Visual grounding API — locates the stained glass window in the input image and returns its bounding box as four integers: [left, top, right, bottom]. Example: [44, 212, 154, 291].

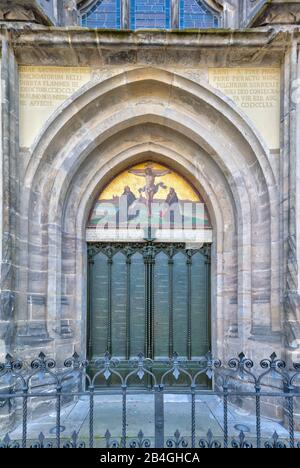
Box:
[180, 0, 220, 29]
[80, 0, 220, 30]
[81, 0, 121, 29]
[130, 0, 170, 30]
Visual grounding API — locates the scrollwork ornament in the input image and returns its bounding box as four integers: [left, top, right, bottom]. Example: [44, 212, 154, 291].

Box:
[0, 434, 20, 449]
[198, 351, 221, 379]
[231, 431, 253, 449]
[31, 352, 56, 372]
[264, 432, 286, 449]
[64, 352, 89, 370]
[63, 431, 85, 448]
[228, 352, 254, 371]
[93, 351, 120, 381]
[30, 433, 53, 449]
[169, 352, 188, 380]
[0, 353, 23, 374]
[293, 362, 300, 372]
[129, 430, 151, 448]
[260, 352, 286, 371]
[105, 429, 120, 448]
[166, 430, 189, 449]
[129, 353, 153, 380]
[199, 429, 222, 448]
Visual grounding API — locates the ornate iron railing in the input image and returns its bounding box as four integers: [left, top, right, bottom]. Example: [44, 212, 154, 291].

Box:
[0, 352, 299, 448]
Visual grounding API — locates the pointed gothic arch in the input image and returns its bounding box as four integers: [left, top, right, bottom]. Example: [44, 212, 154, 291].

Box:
[19, 67, 279, 363]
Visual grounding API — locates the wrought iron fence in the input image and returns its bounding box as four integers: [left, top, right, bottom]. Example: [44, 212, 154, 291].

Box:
[0, 351, 300, 448]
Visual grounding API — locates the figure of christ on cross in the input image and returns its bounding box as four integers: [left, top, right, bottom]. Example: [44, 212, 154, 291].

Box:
[128, 164, 171, 215]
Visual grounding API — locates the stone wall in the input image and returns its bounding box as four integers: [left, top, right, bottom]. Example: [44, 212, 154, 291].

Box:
[0, 27, 299, 427]
[0, 0, 57, 25]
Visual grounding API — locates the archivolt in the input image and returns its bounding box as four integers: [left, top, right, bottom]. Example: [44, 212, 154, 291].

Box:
[25, 67, 274, 189]
[21, 67, 279, 353]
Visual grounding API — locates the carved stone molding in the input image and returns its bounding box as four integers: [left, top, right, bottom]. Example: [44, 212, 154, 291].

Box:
[59, 0, 78, 26]
[16, 322, 53, 345]
[202, 0, 223, 13]
[0, 1, 53, 25]
[255, 4, 300, 26]
[242, 1, 300, 27]
[0, 6, 37, 22]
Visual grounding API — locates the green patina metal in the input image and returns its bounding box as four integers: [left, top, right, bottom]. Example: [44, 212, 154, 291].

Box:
[87, 241, 211, 387]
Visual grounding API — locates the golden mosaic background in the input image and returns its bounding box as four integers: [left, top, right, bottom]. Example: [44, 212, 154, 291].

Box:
[99, 162, 200, 202]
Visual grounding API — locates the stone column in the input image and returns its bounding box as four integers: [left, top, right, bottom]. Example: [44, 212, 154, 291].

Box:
[283, 40, 300, 360]
[58, 0, 79, 26]
[0, 35, 54, 357]
[278, 41, 299, 436]
[285, 42, 300, 431]
[221, 0, 240, 28]
[16, 218, 53, 347]
[171, 0, 179, 29]
[296, 45, 300, 299]
[250, 195, 273, 340]
[0, 37, 19, 359]
[121, 0, 130, 29]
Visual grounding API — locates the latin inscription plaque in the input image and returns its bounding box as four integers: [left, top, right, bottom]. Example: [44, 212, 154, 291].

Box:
[20, 66, 91, 147]
[209, 68, 280, 149]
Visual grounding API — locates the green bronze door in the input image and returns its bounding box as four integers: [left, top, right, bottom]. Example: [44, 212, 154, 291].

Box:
[87, 242, 211, 385]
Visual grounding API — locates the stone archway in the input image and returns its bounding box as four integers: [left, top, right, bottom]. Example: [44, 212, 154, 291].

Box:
[16, 67, 281, 364]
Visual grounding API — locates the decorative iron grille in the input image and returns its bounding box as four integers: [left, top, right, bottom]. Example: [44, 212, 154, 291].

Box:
[0, 352, 299, 448]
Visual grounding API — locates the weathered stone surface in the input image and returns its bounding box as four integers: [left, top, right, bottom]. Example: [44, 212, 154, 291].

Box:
[253, 3, 300, 26]
[0, 4, 299, 428]
[0, 1, 56, 25]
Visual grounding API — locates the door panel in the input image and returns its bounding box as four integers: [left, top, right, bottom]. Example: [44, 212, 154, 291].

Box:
[173, 252, 188, 358]
[154, 252, 169, 360]
[87, 242, 211, 386]
[90, 252, 108, 357]
[191, 252, 209, 357]
[111, 251, 127, 358]
[130, 252, 146, 358]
